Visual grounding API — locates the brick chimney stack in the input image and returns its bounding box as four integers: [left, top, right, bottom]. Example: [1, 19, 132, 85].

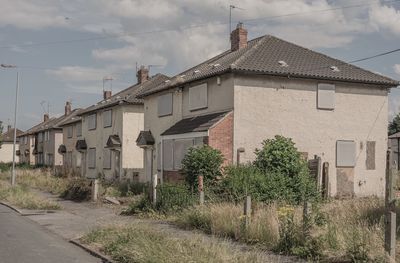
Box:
[103, 90, 112, 100]
[44, 113, 49, 122]
[7, 125, 11, 132]
[65, 101, 72, 116]
[231, 22, 248, 51]
[137, 65, 149, 84]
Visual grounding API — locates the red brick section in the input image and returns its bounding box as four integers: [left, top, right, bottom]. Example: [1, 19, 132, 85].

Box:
[208, 112, 234, 166]
[163, 170, 184, 183]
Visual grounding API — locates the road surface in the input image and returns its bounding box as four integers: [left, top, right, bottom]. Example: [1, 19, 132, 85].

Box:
[0, 204, 102, 263]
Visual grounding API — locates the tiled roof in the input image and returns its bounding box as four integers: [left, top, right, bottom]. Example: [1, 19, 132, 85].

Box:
[57, 109, 83, 127]
[79, 74, 170, 115]
[161, 111, 231, 136]
[138, 35, 398, 97]
[18, 117, 56, 137]
[1, 128, 23, 143]
[136, 131, 155, 146]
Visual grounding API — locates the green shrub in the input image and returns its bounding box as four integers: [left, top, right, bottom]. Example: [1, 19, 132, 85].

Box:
[182, 145, 224, 188]
[117, 181, 148, 196]
[60, 177, 91, 202]
[122, 195, 154, 215]
[156, 183, 197, 212]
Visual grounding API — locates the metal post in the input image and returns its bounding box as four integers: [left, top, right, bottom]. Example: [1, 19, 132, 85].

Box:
[385, 150, 396, 261]
[11, 71, 19, 186]
[92, 179, 99, 201]
[243, 196, 251, 228]
[303, 201, 312, 240]
[152, 173, 157, 205]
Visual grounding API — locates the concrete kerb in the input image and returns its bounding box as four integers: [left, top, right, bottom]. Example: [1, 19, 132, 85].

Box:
[69, 239, 115, 263]
[0, 201, 56, 216]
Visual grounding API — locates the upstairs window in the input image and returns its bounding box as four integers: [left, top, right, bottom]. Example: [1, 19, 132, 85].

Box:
[158, 93, 173, 117]
[38, 132, 43, 143]
[76, 122, 82, 137]
[103, 110, 112, 128]
[67, 126, 73, 138]
[317, 83, 335, 110]
[44, 131, 49, 141]
[189, 83, 208, 111]
[87, 114, 97, 130]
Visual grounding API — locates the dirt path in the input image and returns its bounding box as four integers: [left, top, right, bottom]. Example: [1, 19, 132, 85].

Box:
[28, 190, 304, 262]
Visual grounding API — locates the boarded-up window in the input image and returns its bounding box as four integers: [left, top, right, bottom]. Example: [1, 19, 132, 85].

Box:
[38, 132, 43, 143]
[173, 139, 194, 170]
[157, 142, 161, 170]
[336, 140, 356, 167]
[76, 122, 82, 137]
[67, 126, 73, 138]
[189, 83, 208, 111]
[103, 148, 111, 169]
[88, 148, 96, 169]
[366, 141, 376, 170]
[158, 93, 173, 117]
[103, 110, 112, 128]
[317, 83, 335, 110]
[87, 114, 97, 130]
[162, 139, 174, 170]
[194, 137, 204, 147]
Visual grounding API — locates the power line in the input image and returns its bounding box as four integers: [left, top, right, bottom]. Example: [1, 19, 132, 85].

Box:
[0, 0, 398, 50]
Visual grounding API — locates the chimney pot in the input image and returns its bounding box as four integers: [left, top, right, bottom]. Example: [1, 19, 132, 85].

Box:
[231, 22, 248, 51]
[137, 65, 149, 84]
[44, 113, 49, 122]
[65, 101, 72, 116]
[103, 90, 112, 100]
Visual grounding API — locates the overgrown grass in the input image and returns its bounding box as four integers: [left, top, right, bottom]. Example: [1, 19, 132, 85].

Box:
[175, 199, 391, 262]
[81, 223, 271, 263]
[0, 180, 60, 210]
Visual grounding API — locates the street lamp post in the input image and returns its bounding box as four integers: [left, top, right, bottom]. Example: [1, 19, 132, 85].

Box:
[1, 64, 19, 186]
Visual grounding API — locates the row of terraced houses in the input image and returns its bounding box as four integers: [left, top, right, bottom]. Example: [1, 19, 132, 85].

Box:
[14, 24, 399, 198]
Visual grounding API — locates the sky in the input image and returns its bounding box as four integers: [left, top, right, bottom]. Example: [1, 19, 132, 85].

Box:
[0, 0, 400, 130]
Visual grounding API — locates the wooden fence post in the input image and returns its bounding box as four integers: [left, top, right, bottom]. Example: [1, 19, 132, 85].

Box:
[322, 162, 329, 199]
[385, 150, 396, 262]
[198, 175, 204, 205]
[152, 173, 157, 205]
[243, 196, 251, 229]
[303, 201, 312, 240]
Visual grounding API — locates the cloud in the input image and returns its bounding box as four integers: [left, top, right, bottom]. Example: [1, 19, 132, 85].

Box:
[369, 3, 400, 35]
[0, 0, 67, 29]
[46, 66, 110, 82]
[394, 64, 400, 75]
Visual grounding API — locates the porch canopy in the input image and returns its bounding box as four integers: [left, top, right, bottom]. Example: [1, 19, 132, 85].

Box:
[136, 131, 155, 148]
[75, 139, 87, 152]
[58, 144, 66, 154]
[106, 135, 122, 150]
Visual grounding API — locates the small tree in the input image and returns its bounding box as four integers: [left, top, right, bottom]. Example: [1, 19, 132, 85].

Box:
[0, 121, 3, 148]
[254, 135, 305, 177]
[389, 113, 400, 135]
[181, 145, 224, 188]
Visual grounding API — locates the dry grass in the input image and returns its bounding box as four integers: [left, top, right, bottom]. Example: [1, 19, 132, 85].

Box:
[13, 169, 69, 195]
[175, 199, 393, 261]
[81, 223, 275, 263]
[0, 179, 60, 210]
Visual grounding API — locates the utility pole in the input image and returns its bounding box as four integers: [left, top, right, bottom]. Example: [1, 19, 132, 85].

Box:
[1, 64, 19, 186]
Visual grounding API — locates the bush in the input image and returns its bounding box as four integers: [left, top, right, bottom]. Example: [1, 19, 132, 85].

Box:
[254, 135, 305, 177]
[156, 183, 197, 212]
[60, 177, 91, 202]
[182, 145, 224, 188]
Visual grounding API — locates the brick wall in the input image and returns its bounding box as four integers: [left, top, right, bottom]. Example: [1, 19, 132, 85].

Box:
[163, 170, 184, 183]
[208, 112, 234, 166]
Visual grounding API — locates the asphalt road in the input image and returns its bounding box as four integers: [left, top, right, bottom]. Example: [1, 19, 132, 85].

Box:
[0, 205, 102, 263]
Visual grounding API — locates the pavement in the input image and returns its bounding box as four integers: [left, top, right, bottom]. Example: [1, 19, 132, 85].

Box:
[0, 204, 102, 263]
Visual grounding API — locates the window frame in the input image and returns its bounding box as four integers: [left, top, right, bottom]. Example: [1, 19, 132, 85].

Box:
[103, 109, 112, 128]
[189, 83, 208, 111]
[67, 126, 73, 138]
[87, 114, 97, 131]
[317, 83, 335, 110]
[76, 122, 82, 137]
[157, 93, 173, 117]
[336, 140, 356, 167]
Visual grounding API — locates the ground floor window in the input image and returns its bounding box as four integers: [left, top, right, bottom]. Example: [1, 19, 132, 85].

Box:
[162, 136, 204, 171]
[88, 148, 96, 169]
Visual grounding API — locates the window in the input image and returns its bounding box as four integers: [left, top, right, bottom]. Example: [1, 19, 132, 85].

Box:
[366, 141, 376, 170]
[189, 83, 208, 111]
[103, 110, 112, 128]
[87, 114, 97, 130]
[173, 139, 194, 170]
[88, 148, 96, 169]
[317, 83, 335, 110]
[103, 148, 111, 169]
[158, 93, 173, 117]
[76, 122, 82, 137]
[45, 131, 50, 141]
[67, 126, 73, 138]
[336, 140, 356, 167]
